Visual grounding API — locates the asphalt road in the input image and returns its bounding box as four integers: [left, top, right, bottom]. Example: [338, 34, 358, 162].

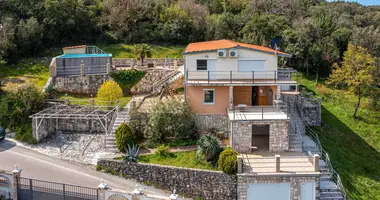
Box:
[0, 139, 170, 197]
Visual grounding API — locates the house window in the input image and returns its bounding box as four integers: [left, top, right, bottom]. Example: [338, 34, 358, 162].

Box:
[203, 89, 215, 104]
[197, 60, 207, 70]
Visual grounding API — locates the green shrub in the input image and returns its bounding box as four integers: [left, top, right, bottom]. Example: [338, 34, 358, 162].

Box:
[95, 165, 102, 171]
[196, 135, 222, 162]
[0, 84, 45, 129]
[115, 122, 136, 153]
[218, 147, 238, 175]
[97, 80, 123, 102]
[144, 99, 197, 146]
[154, 144, 172, 157]
[128, 119, 144, 141]
[110, 69, 146, 95]
[15, 124, 37, 144]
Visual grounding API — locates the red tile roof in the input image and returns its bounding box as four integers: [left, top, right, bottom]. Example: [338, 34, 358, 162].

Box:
[184, 39, 290, 56]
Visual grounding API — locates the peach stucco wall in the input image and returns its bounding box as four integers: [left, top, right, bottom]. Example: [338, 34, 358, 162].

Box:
[186, 86, 229, 114]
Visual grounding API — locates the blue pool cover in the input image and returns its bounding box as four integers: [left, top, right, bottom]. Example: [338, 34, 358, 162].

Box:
[59, 54, 112, 58]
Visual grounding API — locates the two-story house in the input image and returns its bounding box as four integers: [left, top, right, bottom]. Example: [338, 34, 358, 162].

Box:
[184, 39, 299, 152]
[183, 40, 321, 200]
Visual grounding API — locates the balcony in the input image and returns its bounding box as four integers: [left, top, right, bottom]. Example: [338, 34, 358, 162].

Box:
[185, 69, 298, 85]
[227, 105, 289, 121]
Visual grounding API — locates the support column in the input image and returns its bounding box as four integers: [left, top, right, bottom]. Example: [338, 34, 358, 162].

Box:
[97, 180, 108, 200]
[12, 165, 22, 200]
[229, 86, 234, 109]
[80, 63, 85, 76]
[237, 155, 243, 173]
[277, 86, 281, 100]
[313, 154, 320, 172]
[275, 155, 281, 172]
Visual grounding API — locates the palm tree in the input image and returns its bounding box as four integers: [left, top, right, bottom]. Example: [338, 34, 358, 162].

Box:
[196, 134, 222, 161]
[133, 44, 152, 65]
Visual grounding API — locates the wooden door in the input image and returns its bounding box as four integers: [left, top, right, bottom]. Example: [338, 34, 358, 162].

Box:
[258, 86, 268, 106]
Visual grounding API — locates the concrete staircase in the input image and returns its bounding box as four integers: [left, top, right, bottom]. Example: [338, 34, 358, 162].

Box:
[319, 161, 344, 200]
[105, 110, 130, 152]
[284, 94, 346, 200]
[152, 65, 184, 94]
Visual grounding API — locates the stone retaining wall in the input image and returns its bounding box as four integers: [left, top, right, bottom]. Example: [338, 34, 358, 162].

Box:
[97, 159, 237, 200]
[32, 113, 114, 142]
[195, 114, 229, 133]
[237, 174, 320, 200]
[131, 70, 173, 94]
[53, 74, 110, 95]
[231, 120, 289, 153]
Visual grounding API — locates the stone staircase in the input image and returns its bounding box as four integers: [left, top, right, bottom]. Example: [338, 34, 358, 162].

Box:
[284, 94, 346, 200]
[152, 65, 184, 94]
[319, 160, 344, 200]
[105, 110, 130, 152]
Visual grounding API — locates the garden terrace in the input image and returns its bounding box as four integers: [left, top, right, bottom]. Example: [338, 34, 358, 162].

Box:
[29, 101, 118, 142]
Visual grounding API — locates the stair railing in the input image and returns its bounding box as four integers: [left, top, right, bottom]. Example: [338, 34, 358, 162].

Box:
[290, 98, 348, 199]
[107, 108, 118, 135]
[152, 70, 181, 93]
[85, 46, 107, 54]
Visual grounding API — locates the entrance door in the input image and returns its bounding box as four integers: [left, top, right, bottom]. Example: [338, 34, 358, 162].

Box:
[301, 182, 316, 200]
[258, 86, 268, 106]
[208, 60, 217, 80]
[252, 87, 258, 106]
[252, 125, 270, 150]
[247, 183, 290, 200]
[268, 88, 273, 105]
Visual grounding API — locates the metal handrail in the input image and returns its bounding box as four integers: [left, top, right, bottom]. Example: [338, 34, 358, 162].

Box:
[85, 46, 106, 54]
[229, 105, 288, 120]
[289, 99, 348, 199]
[152, 70, 181, 93]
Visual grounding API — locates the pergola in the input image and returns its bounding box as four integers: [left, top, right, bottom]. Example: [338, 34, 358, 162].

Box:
[29, 102, 118, 140]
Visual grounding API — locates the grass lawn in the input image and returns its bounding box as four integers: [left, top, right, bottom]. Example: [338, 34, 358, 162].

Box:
[0, 58, 50, 92]
[138, 151, 218, 171]
[297, 74, 380, 200]
[99, 44, 185, 58]
[58, 93, 132, 108]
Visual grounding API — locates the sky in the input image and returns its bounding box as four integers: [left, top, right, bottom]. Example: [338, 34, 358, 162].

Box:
[327, 0, 380, 6]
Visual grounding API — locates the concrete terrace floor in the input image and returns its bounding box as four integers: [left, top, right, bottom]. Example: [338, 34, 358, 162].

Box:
[241, 152, 317, 174]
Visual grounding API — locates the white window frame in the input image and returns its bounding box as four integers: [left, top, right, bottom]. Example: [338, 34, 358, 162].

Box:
[203, 89, 215, 105]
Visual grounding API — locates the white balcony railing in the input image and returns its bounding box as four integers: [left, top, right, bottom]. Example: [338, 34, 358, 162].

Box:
[227, 105, 289, 121]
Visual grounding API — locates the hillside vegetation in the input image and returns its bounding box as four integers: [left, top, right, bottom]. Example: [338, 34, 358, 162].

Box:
[298, 75, 380, 200]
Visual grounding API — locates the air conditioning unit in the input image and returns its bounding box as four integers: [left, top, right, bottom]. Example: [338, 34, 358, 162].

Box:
[229, 49, 238, 57]
[217, 50, 227, 57]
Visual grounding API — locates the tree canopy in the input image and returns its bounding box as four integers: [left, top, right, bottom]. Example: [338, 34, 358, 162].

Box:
[327, 43, 377, 117]
[1, 0, 380, 78]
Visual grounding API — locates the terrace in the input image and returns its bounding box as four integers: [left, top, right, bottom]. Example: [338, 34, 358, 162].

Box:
[227, 105, 289, 121]
[238, 151, 320, 175]
[186, 68, 298, 86]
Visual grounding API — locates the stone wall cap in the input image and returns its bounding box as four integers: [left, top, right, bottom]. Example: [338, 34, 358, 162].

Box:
[98, 159, 231, 175]
[237, 172, 320, 177]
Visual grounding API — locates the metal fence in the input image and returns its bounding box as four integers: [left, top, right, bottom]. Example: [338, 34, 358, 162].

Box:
[18, 177, 98, 200]
[55, 56, 111, 76]
[186, 70, 297, 84]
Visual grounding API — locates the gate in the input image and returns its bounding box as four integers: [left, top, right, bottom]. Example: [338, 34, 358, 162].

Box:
[17, 177, 98, 200]
[0, 174, 13, 199]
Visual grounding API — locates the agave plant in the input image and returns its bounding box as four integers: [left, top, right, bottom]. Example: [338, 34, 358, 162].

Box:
[124, 144, 140, 162]
[196, 135, 222, 161]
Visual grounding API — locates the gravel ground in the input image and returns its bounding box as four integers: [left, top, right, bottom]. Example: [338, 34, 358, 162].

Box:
[6, 131, 118, 165]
